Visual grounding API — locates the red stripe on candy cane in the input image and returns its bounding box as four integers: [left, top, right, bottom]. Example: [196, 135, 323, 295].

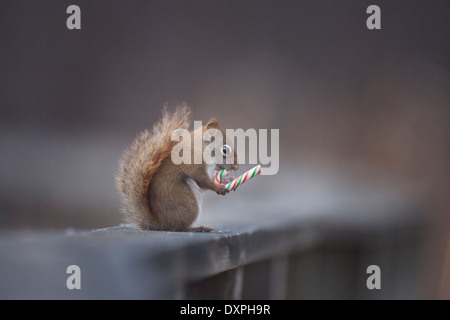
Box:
[242, 171, 249, 184]
[225, 165, 262, 191]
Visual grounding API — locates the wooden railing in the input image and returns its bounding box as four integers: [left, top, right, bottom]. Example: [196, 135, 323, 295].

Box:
[0, 191, 422, 299]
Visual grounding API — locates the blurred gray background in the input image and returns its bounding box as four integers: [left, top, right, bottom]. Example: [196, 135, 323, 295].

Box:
[0, 0, 449, 298]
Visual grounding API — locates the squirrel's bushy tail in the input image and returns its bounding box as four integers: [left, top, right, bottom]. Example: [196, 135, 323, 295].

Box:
[116, 104, 191, 229]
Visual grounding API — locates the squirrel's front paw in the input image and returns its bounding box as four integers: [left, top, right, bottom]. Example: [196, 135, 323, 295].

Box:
[216, 185, 230, 195]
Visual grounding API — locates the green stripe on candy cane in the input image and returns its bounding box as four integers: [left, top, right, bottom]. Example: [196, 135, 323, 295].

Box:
[215, 169, 228, 184]
[225, 165, 262, 191]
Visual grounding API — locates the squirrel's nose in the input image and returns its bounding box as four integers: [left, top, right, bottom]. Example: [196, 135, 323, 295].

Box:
[232, 164, 239, 171]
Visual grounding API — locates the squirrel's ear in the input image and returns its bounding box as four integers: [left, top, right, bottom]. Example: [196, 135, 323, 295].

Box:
[206, 118, 219, 130]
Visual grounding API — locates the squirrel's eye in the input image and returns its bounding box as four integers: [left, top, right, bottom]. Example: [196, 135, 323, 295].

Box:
[222, 145, 231, 156]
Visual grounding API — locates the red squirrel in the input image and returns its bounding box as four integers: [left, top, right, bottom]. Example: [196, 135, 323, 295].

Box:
[116, 105, 238, 232]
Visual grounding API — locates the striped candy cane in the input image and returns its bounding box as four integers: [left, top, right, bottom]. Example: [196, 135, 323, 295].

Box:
[225, 165, 262, 191]
[215, 169, 229, 184]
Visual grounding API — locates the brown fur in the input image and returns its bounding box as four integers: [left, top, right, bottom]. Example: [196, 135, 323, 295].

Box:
[116, 104, 238, 231]
[116, 105, 192, 230]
